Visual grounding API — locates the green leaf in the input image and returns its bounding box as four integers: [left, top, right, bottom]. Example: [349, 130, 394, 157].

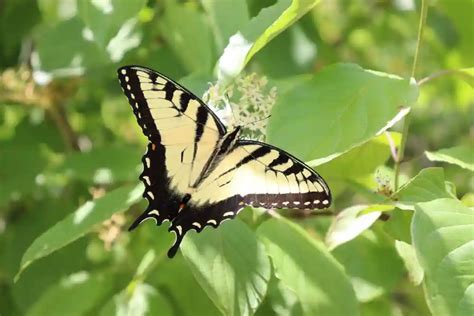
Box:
[311, 132, 400, 168]
[267, 63, 418, 161]
[181, 220, 271, 316]
[201, 0, 249, 54]
[360, 297, 397, 316]
[0, 0, 40, 62]
[426, 145, 474, 172]
[440, 2, 474, 65]
[0, 146, 47, 206]
[459, 68, 474, 87]
[257, 218, 359, 315]
[16, 183, 143, 280]
[34, 17, 108, 76]
[77, 0, 146, 50]
[394, 240, 424, 286]
[393, 167, 452, 206]
[0, 117, 62, 206]
[160, 1, 214, 74]
[256, 277, 303, 316]
[312, 132, 401, 196]
[461, 193, 474, 207]
[217, 0, 319, 81]
[37, 0, 77, 25]
[412, 198, 474, 316]
[333, 227, 405, 302]
[326, 204, 394, 250]
[56, 145, 141, 184]
[254, 24, 317, 78]
[11, 237, 89, 312]
[148, 255, 221, 316]
[100, 283, 173, 316]
[383, 208, 413, 244]
[26, 271, 114, 316]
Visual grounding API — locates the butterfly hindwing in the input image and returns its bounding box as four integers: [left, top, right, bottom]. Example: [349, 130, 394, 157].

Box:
[190, 140, 331, 210]
[164, 140, 331, 257]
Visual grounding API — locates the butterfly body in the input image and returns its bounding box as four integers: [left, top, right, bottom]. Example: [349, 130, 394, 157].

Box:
[118, 65, 331, 258]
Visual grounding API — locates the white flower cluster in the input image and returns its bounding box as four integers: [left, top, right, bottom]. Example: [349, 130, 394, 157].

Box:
[204, 73, 277, 141]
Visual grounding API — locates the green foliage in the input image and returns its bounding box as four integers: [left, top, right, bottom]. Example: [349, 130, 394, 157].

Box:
[17, 184, 142, 280]
[267, 64, 418, 161]
[1, 0, 472, 315]
[27, 272, 115, 316]
[426, 145, 474, 172]
[394, 167, 453, 206]
[257, 218, 358, 315]
[182, 220, 271, 316]
[412, 199, 474, 316]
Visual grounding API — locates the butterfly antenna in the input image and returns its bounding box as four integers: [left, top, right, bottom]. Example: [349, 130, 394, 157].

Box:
[224, 93, 238, 127]
[241, 114, 272, 128]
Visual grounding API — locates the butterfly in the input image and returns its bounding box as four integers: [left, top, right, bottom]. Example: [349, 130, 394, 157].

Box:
[118, 65, 331, 258]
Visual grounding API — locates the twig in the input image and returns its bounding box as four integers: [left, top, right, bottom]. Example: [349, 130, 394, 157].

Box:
[418, 69, 474, 86]
[394, 0, 429, 191]
[47, 103, 80, 152]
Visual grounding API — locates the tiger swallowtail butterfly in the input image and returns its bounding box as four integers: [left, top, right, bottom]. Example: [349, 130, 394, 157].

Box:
[118, 66, 331, 258]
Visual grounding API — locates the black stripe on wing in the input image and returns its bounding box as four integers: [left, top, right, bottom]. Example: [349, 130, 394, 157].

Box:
[235, 140, 332, 210]
[117, 65, 227, 143]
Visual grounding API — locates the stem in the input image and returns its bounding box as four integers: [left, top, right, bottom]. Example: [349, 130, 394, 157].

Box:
[47, 103, 80, 152]
[394, 0, 429, 191]
[410, 0, 429, 80]
[418, 69, 473, 86]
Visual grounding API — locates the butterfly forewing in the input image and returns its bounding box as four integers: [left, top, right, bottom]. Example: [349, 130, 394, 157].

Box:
[118, 66, 225, 192]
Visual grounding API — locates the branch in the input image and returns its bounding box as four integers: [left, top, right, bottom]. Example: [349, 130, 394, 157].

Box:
[394, 0, 429, 191]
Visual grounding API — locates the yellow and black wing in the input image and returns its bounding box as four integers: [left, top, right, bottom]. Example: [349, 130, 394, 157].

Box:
[118, 65, 331, 258]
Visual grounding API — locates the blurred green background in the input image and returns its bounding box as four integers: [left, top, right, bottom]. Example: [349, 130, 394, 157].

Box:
[0, 0, 472, 315]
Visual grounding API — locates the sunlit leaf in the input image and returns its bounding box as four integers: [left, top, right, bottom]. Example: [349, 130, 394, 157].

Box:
[267, 63, 418, 161]
[56, 145, 141, 184]
[181, 220, 271, 316]
[426, 145, 474, 172]
[77, 0, 146, 50]
[217, 0, 319, 81]
[201, 0, 249, 54]
[412, 198, 474, 316]
[33, 17, 107, 80]
[332, 226, 405, 302]
[11, 237, 89, 311]
[257, 218, 359, 315]
[16, 184, 143, 280]
[160, 1, 214, 73]
[255, 277, 303, 316]
[326, 204, 393, 250]
[394, 240, 424, 286]
[27, 271, 114, 316]
[100, 283, 173, 316]
[148, 255, 221, 316]
[393, 167, 452, 206]
[311, 132, 401, 196]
